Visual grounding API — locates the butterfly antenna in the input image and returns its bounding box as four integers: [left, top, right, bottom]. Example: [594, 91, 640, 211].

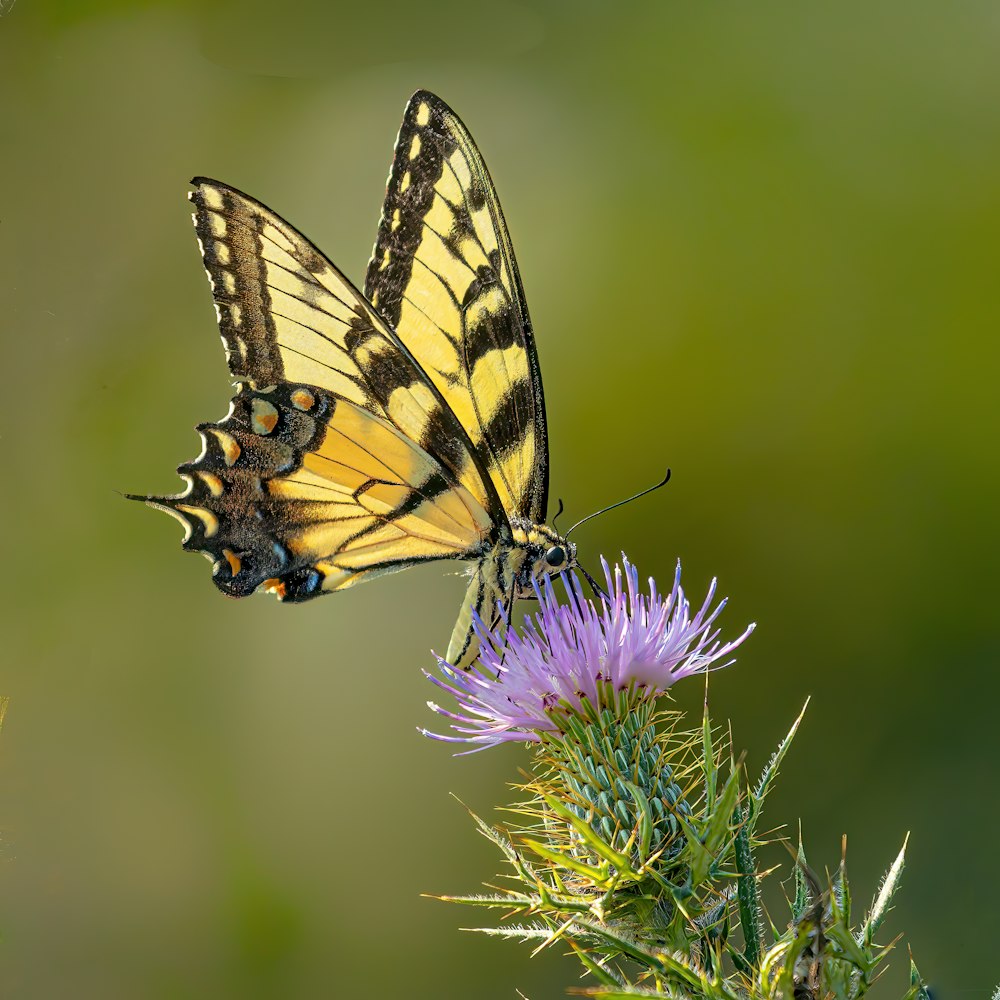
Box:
[551, 497, 566, 534]
[564, 468, 672, 540]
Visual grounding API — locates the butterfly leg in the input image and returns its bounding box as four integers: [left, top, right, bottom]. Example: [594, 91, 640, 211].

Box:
[491, 573, 521, 678]
[579, 565, 608, 601]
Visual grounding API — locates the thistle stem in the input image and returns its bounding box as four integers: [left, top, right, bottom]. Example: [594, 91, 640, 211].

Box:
[733, 800, 762, 969]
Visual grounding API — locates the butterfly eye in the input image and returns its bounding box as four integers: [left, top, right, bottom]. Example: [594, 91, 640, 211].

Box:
[545, 545, 566, 568]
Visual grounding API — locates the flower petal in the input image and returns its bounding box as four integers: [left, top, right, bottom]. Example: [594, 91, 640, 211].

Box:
[424, 555, 753, 750]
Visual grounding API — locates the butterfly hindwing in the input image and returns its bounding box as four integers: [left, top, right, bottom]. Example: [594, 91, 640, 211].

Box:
[142, 384, 493, 601]
[365, 91, 549, 525]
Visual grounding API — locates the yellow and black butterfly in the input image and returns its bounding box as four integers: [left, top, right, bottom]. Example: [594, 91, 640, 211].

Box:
[129, 90, 578, 667]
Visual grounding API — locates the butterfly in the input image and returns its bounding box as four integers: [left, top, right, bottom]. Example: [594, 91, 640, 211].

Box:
[129, 90, 578, 668]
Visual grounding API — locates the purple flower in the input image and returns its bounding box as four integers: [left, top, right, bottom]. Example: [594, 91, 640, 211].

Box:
[422, 555, 755, 751]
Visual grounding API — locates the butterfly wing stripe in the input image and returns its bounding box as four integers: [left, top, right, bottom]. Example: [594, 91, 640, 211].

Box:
[436, 158, 504, 290]
[276, 473, 478, 540]
[364, 92, 549, 523]
[392, 258, 535, 510]
[445, 111, 551, 521]
[192, 193, 284, 386]
[314, 552, 452, 591]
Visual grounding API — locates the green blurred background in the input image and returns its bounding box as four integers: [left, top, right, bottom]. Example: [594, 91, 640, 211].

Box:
[2, 1, 998, 996]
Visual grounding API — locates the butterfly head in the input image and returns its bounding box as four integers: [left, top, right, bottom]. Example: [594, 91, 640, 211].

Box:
[512, 521, 577, 596]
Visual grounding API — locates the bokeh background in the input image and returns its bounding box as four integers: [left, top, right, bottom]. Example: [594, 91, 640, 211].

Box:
[2, 2, 998, 997]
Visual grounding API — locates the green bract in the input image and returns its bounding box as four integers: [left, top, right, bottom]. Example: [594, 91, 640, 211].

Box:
[439, 698, 925, 999]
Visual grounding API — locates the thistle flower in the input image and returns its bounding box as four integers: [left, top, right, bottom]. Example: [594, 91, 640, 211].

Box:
[423, 555, 755, 749]
[425, 557, 925, 1000]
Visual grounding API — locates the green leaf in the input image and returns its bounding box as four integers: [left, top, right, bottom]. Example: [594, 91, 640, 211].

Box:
[761, 923, 813, 999]
[792, 835, 811, 922]
[568, 944, 624, 987]
[519, 837, 614, 887]
[467, 925, 548, 939]
[459, 800, 549, 888]
[832, 848, 851, 928]
[906, 955, 931, 1000]
[688, 766, 741, 886]
[702, 694, 718, 810]
[573, 989, 666, 999]
[574, 989, 679, 999]
[748, 699, 809, 835]
[825, 918, 870, 975]
[570, 917, 744, 999]
[677, 814, 714, 888]
[621, 779, 654, 860]
[433, 892, 534, 908]
[565, 914, 668, 968]
[463, 803, 518, 863]
[862, 836, 908, 947]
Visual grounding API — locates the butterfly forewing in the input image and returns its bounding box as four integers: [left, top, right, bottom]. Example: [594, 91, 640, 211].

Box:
[365, 91, 549, 525]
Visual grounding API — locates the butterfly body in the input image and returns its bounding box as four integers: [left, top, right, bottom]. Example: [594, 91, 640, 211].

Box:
[131, 91, 573, 666]
[444, 521, 574, 668]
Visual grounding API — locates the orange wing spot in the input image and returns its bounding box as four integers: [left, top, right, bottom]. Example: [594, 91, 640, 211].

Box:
[261, 578, 287, 598]
[290, 388, 316, 412]
[251, 399, 280, 435]
[223, 548, 242, 576]
[210, 429, 241, 466]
